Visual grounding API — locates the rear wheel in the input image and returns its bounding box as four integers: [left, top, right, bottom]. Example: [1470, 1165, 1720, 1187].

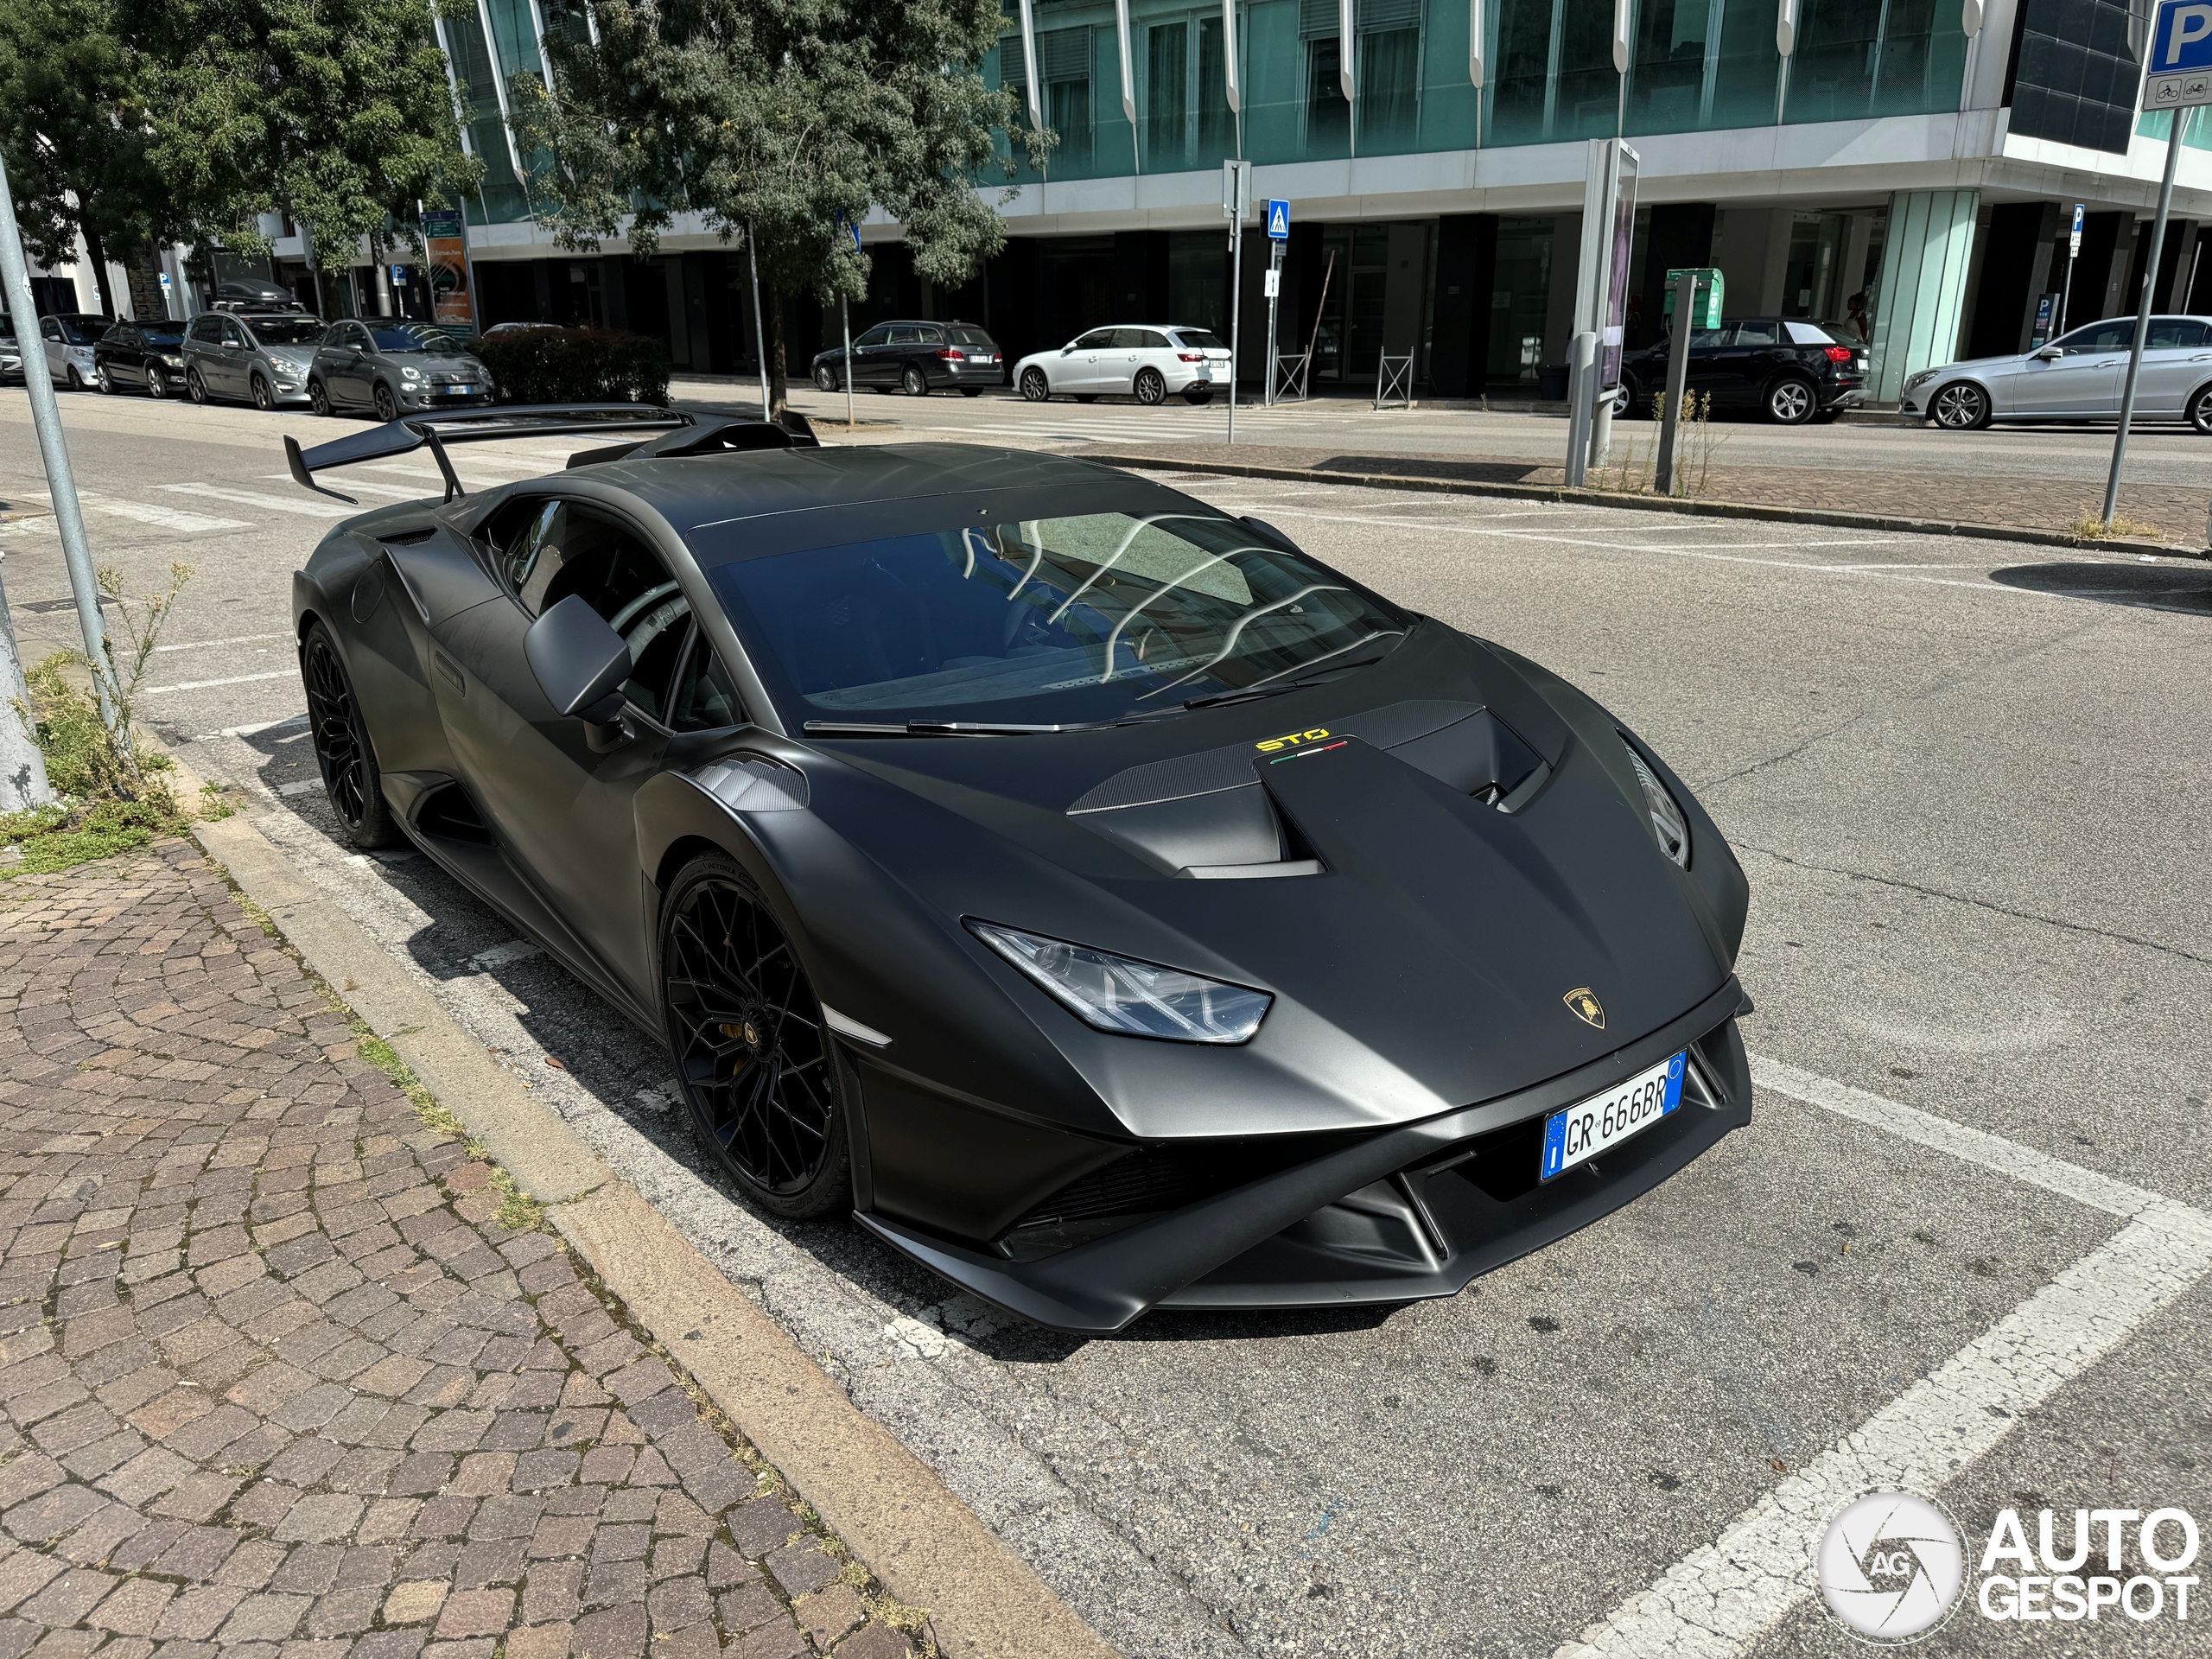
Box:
[1764, 377, 1816, 424]
[660, 855, 851, 1219]
[187, 368, 210, 405]
[1133, 367, 1166, 406]
[2190, 385, 2212, 435]
[1020, 367, 1050, 402]
[813, 363, 838, 392]
[302, 621, 404, 849]
[95, 365, 116, 395]
[1930, 381, 1990, 430]
[901, 365, 928, 397]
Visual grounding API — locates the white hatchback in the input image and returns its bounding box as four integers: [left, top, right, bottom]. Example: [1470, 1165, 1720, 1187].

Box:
[1014, 324, 1231, 406]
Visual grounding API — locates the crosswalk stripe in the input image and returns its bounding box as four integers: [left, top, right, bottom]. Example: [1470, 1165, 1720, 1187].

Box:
[143, 669, 297, 695]
[158, 484, 356, 519]
[264, 474, 426, 500]
[74, 492, 251, 532]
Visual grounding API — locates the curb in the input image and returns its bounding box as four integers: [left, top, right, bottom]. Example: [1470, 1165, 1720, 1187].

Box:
[188, 809, 1118, 1659]
[1075, 449, 2204, 558]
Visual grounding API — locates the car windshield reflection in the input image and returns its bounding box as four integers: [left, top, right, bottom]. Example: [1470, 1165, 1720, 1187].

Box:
[365, 325, 461, 355]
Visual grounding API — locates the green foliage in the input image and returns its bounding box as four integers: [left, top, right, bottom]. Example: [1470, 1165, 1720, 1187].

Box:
[0, 0, 177, 314]
[477, 327, 671, 405]
[132, 0, 481, 275]
[511, 0, 1045, 409]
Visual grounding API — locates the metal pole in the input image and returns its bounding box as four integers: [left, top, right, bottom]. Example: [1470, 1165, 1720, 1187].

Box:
[746, 224, 771, 419]
[842, 294, 854, 431]
[2103, 118, 2185, 528]
[0, 149, 117, 744]
[2058, 246, 2075, 337]
[1265, 238, 1281, 407]
[1654, 270, 1696, 495]
[1564, 330, 1597, 486]
[1227, 172, 1244, 447]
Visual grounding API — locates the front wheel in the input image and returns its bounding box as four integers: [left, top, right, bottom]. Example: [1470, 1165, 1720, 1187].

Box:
[660, 855, 852, 1219]
[1020, 367, 1051, 402]
[1133, 367, 1166, 406]
[147, 367, 169, 399]
[302, 621, 404, 850]
[308, 378, 334, 417]
[372, 382, 398, 423]
[1764, 377, 1816, 424]
[813, 364, 838, 392]
[186, 369, 210, 405]
[901, 365, 928, 397]
[1930, 381, 1990, 430]
[250, 372, 274, 411]
[2190, 385, 2212, 435]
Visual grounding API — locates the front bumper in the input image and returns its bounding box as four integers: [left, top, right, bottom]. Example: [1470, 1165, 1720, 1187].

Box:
[857, 977, 1751, 1333]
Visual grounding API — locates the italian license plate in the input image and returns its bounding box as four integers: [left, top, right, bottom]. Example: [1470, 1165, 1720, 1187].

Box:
[1540, 1052, 1687, 1181]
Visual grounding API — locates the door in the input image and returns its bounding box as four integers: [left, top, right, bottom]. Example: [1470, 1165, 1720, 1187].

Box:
[2003, 319, 2131, 417]
[1059, 328, 1116, 391]
[1712, 319, 1787, 409]
[2135, 317, 2212, 416]
[433, 498, 691, 1003]
[214, 319, 256, 397]
[849, 324, 892, 386]
[40, 318, 67, 382]
[103, 326, 139, 385]
[327, 323, 374, 404]
[879, 324, 926, 386]
[1117, 327, 1171, 393]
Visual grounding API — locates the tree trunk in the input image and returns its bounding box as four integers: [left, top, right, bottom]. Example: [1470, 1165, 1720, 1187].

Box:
[80, 218, 115, 317]
[766, 287, 788, 417]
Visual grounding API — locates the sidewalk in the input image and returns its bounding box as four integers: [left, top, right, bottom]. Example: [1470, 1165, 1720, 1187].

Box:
[0, 839, 918, 1659]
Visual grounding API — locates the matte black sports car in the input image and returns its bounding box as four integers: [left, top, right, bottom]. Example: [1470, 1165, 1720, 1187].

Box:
[284, 405, 1752, 1334]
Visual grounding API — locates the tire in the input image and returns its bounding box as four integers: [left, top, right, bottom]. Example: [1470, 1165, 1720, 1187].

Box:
[2189, 385, 2212, 435]
[659, 854, 852, 1219]
[1764, 377, 1816, 424]
[146, 367, 169, 399]
[95, 365, 116, 395]
[1020, 367, 1051, 402]
[1607, 382, 1631, 416]
[372, 382, 398, 423]
[813, 363, 838, 392]
[250, 372, 274, 411]
[901, 365, 928, 397]
[187, 368, 210, 405]
[1133, 367, 1166, 406]
[308, 379, 334, 417]
[1184, 389, 1213, 405]
[1929, 381, 1991, 430]
[65, 365, 84, 392]
[302, 620, 404, 850]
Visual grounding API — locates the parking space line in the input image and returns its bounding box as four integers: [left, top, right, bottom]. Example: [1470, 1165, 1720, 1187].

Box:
[75, 492, 251, 533]
[154, 631, 292, 654]
[1556, 1058, 2212, 1658]
[158, 484, 355, 518]
[144, 669, 296, 695]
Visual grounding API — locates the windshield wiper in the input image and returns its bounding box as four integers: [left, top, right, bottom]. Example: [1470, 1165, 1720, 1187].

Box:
[1179, 654, 1390, 711]
[802, 719, 1105, 737]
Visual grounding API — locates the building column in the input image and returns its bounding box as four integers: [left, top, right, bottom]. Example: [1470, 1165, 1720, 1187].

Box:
[1866, 190, 1979, 404]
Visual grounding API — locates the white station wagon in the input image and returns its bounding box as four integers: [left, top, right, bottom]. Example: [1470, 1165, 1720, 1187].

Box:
[1014, 324, 1231, 407]
[1903, 315, 2212, 432]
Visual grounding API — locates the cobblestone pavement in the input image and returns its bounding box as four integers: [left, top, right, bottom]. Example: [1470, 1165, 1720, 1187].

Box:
[0, 840, 922, 1659]
[1075, 442, 2212, 543]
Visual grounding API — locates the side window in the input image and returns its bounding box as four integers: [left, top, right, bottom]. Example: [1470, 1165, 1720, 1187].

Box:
[670, 640, 744, 732]
[505, 500, 694, 721]
[188, 316, 220, 344]
[224, 321, 251, 347]
[1073, 328, 1114, 350]
[2148, 318, 2209, 349]
[1732, 320, 1782, 346]
[1132, 329, 1170, 349]
[41, 319, 60, 342]
[887, 325, 923, 346]
[855, 326, 891, 348]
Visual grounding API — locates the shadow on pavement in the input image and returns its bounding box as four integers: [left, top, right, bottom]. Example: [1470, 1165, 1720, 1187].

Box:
[1989, 561, 2212, 614]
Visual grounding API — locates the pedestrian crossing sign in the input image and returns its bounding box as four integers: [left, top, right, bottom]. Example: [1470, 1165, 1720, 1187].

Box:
[1267, 200, 1289, 240]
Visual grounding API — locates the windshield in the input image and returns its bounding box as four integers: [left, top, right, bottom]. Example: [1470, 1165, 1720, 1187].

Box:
[366, 324, 459, 354]
[712, 511, 1408, 727]
[245, 317, 327, 346]
[140, 322, 186, 345]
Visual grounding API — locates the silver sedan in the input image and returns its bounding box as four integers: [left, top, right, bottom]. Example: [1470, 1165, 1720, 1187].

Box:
[1902, 315, 2212, 432]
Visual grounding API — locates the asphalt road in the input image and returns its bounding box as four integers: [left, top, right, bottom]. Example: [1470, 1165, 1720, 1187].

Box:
[7, 384, 2212, 1656]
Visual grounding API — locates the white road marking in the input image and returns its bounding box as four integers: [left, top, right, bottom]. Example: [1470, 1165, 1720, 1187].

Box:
[158, 484, 355, 518]
[143, 669, 296, 695]
[275, 779, 321, 797]
[215, 713, 308, 738]
[1555, 1057, 2212, 1659]
[264, 473, 427, 499]
[73, 492, 251, 532]
[154, 631, 291, 653]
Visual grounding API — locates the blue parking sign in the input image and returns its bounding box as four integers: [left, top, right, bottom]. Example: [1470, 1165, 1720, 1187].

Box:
[2153, 0, 2212, 72]
[1266, 199, 1289, 241]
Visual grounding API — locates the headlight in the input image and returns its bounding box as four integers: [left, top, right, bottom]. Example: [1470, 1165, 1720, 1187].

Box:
[160, 353, 183, 366]
[968, 921, 1271, 1044]
[402, 365, 421, 381]
[1904, 369, 1937, 391]
[1622, 740, 1690, 868]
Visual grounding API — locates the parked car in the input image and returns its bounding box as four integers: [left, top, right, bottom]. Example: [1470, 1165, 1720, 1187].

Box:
[0, 315, 19, 383]
[39, 314, 113, 391]
[810, 320, 1002, 397]
[1901, 315, 2212, 431]
[212, 276, 306, 312]
[1015, 325, 1232, 406]
[1617, 316, 1864, 424]
[182, 310, 327, 409]
[93, 318, 190, 397]
[307, 319, 494, 420]
[481, 320, 561, 340]
[283, 405, 1751, 1333]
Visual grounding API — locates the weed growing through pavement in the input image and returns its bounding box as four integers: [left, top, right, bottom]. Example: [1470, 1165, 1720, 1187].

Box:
[2069, 508, 2164, 543]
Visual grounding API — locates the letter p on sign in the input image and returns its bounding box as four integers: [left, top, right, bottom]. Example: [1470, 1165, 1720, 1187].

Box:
[2164, 0, 2212, 64]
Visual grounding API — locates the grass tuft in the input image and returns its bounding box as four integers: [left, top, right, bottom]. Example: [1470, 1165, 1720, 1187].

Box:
[2070, 509, 2164, 543]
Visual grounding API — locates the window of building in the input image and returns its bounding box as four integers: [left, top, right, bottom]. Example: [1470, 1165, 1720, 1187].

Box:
[1301, 0, 1351, 156]
[1625, 0, 1784, 132]
[1784, 0, 1967, 124]
[1356, 0, 1424, 151]
[1039, 26, 1094, 173]
[1147, 21, 1189, 169]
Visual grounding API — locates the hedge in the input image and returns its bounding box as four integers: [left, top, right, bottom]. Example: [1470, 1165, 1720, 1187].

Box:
[476, 327, 671, 406]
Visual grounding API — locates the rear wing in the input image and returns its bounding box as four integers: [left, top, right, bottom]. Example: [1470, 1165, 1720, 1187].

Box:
[283, 404, 820, 505]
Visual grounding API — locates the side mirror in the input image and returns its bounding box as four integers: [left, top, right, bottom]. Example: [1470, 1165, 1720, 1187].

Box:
[2034, 346, 2063, 360]
[525, 594, 631, 725]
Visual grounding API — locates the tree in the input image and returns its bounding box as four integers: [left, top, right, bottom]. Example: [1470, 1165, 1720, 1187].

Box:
[135, 0, 481, 303]
[512, 0, 1048, 412]
[0, 0, 174, 316]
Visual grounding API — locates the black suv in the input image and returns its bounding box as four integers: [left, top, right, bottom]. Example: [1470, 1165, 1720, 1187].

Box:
[1618, 317, 1865, 424]
[810, 320, 1002, 397]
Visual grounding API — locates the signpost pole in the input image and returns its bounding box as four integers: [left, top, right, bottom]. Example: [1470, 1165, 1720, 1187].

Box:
[2103, 120, 2184, 528]
[2059, 202, 2083, 334]
[1225, 161, 1249, 446]
[747, 225, 772, 419]
[1263, 198, 1288, 407]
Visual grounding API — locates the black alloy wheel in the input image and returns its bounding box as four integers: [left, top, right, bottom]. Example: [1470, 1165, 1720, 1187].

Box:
[302, 621, 403, 849]
[660, 855, 850, 1218]
[250, 372, 274, 411]
[2190, 385, 2212, 435]
[901, 364, 928, 396]
[308, 379, 334, 417]
[372, 382, 398, 422]
[1930, 381, 1990, 430]
[1134, 367, 1166, 405]
[187, 368, 210, 405]
[1020, 367, 1050, 402]
[1764, 377, 1815, 424]
[814, 363, 837, 392]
